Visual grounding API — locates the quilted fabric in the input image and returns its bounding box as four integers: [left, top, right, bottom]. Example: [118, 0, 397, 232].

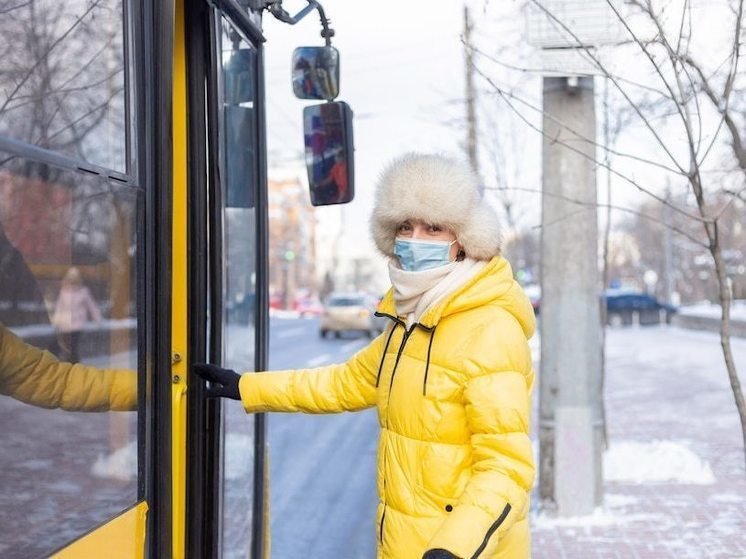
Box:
[240, 256, 535, 558]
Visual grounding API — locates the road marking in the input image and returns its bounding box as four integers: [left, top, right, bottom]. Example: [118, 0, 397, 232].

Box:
[276, 327, 306, 339]
[307, 354, 332, 367]
[340, 340, 366, 353]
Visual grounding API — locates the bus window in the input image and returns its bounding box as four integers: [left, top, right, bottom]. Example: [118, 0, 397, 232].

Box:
[0, 156, 139, 558]
[217, 16, 259, 558]
[0, 0, 128, 174]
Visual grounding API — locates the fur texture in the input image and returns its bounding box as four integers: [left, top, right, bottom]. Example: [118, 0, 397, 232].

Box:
[370, 153, 502, 261]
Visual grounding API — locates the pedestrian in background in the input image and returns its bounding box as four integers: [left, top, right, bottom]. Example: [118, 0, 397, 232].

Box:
[194, 153, 536, 559]
[52, 266, 102, 363]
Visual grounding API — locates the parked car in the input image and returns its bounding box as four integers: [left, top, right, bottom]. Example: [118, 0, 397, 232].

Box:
[605, 290, 678, 326]
[517, 286, 677, 326]
[293, 295, 324, 317]
[320, 293, 382, 338]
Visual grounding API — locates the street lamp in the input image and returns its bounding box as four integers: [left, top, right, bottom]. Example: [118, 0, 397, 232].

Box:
[526, 0, 623, 77]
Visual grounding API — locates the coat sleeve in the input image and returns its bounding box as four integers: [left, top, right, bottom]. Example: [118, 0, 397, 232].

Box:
[426, 324, 535, 558]
[238, 333, 384, 414]
[0, 325, 137, 411]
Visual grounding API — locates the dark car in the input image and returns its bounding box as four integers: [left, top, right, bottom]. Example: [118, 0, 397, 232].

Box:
[605, 290, 677, 326]
[525, 286, 677, 326]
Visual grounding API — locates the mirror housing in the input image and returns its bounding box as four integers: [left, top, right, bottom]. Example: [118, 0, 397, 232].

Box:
[303, 101, 354, 206]
[292, 46, 339, 101]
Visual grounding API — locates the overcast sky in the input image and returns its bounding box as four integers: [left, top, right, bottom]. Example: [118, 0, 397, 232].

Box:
[262, 1, 483, 259]
[260, 0, 741, 265]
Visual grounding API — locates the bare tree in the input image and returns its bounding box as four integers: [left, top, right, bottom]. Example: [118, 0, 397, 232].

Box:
[477, 0, 746, 470]
[0, 0, 126, 172]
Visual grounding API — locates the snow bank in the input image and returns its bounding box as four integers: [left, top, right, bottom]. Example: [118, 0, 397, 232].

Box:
[604, 440, 715, 484]
[91, 440, 137, 481]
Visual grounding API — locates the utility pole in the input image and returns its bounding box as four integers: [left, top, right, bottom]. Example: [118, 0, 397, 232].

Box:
[539, 76, 603, 516]
[527, 0, 621, 518]
[463, 5, 480, 183]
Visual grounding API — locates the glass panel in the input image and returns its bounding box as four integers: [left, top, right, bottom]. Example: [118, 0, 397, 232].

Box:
[0, 0, 128, 173]
[0, 154, 139, 558]
[218, 17, 258, 559]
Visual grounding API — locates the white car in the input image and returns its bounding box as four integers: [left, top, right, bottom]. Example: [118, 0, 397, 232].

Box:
[319, 293, 383, 338]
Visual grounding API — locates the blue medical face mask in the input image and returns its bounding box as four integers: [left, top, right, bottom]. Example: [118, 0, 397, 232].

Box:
[394, 238, 456, 272]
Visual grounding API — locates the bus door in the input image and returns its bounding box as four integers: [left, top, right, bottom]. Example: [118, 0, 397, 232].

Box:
[185, 2, 268, 557]
[0, 0, 159, 557]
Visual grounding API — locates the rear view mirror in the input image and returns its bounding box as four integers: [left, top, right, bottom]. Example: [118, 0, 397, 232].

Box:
[292, 46, 339, 100]
[303, 101, 354, 206]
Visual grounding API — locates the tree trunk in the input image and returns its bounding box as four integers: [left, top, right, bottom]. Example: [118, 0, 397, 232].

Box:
[711, 242, 746, 474]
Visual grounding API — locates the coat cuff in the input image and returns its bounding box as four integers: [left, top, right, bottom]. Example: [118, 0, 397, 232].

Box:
[239, 372, 273, 413]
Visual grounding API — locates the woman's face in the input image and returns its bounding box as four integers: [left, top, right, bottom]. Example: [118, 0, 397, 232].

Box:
[396, 219, 462, 261]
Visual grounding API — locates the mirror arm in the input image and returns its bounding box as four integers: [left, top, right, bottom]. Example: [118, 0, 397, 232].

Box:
[267, 1, 336, 46]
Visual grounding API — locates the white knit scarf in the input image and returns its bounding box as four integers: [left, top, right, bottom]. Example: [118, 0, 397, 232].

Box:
[388, 257, 486, 327]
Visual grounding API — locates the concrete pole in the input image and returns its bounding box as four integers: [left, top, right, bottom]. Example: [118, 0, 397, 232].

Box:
[463, 6, 480, 183]
[539, 76, 603, 516]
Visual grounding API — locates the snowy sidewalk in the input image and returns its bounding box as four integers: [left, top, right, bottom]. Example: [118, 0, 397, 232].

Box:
[531, 326, 746, 559]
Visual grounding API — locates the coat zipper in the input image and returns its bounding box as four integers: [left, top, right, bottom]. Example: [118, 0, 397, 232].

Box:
[378, 319, 412, 548]
[470, 503, 512, 559]
[385, 326, 413, 428]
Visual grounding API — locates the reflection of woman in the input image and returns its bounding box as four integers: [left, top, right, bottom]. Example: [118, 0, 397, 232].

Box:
[195, 154, 536, 558]
[52, 267, 102, 362]
[0, 323, 136, 411]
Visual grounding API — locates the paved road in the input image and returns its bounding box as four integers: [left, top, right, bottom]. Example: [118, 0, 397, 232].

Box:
[265, 317, 379, 559]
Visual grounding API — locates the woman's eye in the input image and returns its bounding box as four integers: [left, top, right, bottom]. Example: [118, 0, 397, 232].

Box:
[429, 225, 442, 233]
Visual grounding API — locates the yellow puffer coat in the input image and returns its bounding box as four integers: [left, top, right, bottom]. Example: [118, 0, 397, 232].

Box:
[0, 323, 137, 411]
[240, 256, 536, 558]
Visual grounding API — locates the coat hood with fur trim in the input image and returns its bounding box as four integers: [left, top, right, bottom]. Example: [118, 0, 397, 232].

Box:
[370, 153, 501, 261]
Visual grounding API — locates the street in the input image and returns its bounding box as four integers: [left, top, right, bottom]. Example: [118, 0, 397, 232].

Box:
[266, 316, 378, 559]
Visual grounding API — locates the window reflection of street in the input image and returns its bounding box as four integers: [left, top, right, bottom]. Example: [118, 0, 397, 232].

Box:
[0, 157, 138, 558]
[219, 17, 258, 558]
[0, 0, 128, 172]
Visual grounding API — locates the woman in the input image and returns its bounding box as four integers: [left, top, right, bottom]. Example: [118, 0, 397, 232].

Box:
[194, 153, 536, 559]
[52, 266, 102, 362]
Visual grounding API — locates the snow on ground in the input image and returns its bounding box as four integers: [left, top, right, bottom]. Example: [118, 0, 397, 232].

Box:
[603, 440, 715, 484]
[91, 440, 137, 481]
[532, 326, 746, 557]
[679, 300, 746, 321]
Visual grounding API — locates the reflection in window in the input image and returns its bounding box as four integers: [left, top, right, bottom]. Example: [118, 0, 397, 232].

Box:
[0, 155, 138, 558]
[0, 0, 127, 173]
[219, 16, 258, 559]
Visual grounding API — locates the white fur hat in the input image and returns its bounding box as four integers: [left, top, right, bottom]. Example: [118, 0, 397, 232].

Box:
[370, 153, 501, 261]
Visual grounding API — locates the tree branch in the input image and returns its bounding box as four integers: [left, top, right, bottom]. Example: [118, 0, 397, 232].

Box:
[487, 185, 707, 247]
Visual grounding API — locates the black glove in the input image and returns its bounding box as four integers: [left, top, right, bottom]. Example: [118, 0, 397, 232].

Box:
[192, 363, 241, 400]
[422, 550, 459, 559]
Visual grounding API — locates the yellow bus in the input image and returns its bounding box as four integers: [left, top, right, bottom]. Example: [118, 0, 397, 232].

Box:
[0, 0, 352, 557]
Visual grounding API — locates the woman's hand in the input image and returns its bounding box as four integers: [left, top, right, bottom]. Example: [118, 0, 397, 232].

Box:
[192, 363, 241, 400]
